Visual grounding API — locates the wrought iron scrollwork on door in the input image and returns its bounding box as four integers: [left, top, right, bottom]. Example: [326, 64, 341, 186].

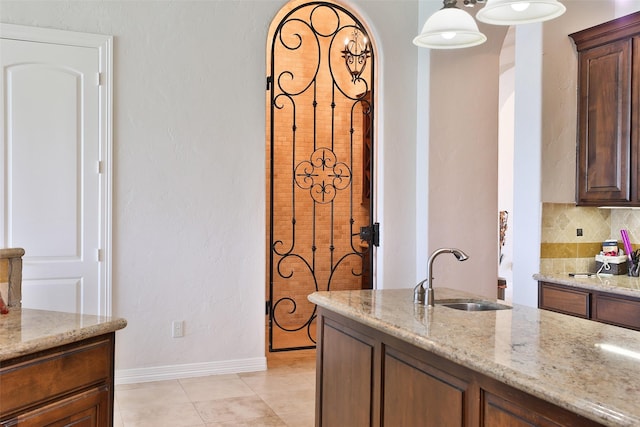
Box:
[295, 148, 351, 203]
[268, 1, 375, 351]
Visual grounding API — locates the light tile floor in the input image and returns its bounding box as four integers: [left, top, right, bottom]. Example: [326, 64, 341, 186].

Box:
[113, 350, 316, 427]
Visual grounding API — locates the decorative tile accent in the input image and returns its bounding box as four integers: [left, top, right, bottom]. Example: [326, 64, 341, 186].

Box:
[611, 209, 640, 247]
[540, 203, 640, 274]
[540, 243, 602, 259]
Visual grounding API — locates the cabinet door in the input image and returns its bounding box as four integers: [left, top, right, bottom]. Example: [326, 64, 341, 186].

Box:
[594, 293, 640, 330]
[0, 337, 112, 419]
[482, 384, 605, 427]
[317, 317, 376, 427]
[383, 347, 467, 427]
[577, 39, 632, 205]
[538, 282, 591, 318]
[1, 386, 110, 427]
[483, 391, 564, 427]
[633, 36, 640, 202]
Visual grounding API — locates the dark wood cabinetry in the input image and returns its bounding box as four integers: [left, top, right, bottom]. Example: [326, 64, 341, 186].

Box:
[0, 334, 115, 426]
[593, 292, 640, 329]
[382, 347, 467, 427]
[539, 281, 640, 331]
[570, 12, 640, 206]
[315, 308, 603, 427]
[318, 318, 376, 427]
[481, 382, 588, 427]
[538, 283, 591, 318]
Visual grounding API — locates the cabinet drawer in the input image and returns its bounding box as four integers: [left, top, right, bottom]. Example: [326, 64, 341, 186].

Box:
[0, 336, 113, 418]
[539, 284, 591, 318]
[1, 385, 110, 427]
[594, 294, 640, 331]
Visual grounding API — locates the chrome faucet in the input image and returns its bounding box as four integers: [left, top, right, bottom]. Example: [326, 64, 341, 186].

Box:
[414, 248, 469, 306]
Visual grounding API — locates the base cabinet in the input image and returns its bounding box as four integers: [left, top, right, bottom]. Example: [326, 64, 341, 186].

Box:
[593, 293, 640, 329]
[539, 281, 640, 331]
[382, 347, 467, 427]
[4, 386, 110, 427]
[0, 334, 115, 427]
[316, 308, 603, 427]
[538, 283, 590, 318]
[483, 391, 565, 427]
[319, 320, 376, 427]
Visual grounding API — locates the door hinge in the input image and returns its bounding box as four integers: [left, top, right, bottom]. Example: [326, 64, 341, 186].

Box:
[96, 72, 102, 86]
[265, 300, 270, 315]
[266, 75, 272, 91]
[97, 248, 103, 262]
[360, 222, 380, 247]
[97, 160, 103, 174]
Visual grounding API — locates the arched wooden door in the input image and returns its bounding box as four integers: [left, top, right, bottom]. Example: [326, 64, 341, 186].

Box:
[266, 1, 377, 351]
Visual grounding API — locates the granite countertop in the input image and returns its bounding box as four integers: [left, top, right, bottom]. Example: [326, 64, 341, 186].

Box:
[535, 272, 640, 297]
[309, 287, 640, 427]
[0, 308, 127, 362]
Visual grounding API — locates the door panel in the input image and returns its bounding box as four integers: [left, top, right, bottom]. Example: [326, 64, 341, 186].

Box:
[22, 278, 83, 314]
[1, 31, 106, 315]
[8, 59, 88, 258]
[383, 347, 467, 427]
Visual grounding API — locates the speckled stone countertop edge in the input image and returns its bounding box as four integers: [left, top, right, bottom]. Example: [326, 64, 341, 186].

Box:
[535, 272, 640, 297]
[309, 289, 640, 427]
[0, 309, 127, 362]
[308, 293, 557, 410]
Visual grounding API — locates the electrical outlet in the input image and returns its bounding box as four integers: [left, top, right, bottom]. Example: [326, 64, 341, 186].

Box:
[172, 320, 184, 338]
[577, 228, 583, 237]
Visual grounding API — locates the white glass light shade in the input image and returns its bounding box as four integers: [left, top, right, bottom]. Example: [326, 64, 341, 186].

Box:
[476, 0, 566, 25]
[413, 8, 487, 49]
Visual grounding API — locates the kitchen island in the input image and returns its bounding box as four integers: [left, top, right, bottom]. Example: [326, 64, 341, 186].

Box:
[309, 288, 640, 427]
[0, 308, 127, 426]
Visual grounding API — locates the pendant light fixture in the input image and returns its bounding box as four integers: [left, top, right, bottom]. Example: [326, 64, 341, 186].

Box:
[476, 0, 566, 25]
[414, 0, 566, 49]
[413, 0, 487, 49]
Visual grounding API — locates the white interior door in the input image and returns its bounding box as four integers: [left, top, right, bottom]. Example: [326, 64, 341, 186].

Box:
[0, 25, 112, 315]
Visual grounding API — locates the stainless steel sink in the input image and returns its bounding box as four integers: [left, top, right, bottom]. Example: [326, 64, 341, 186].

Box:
[436, 298, 512, 311]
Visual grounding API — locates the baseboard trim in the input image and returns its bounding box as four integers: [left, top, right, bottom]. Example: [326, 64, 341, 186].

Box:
[115, 357, 267, 385]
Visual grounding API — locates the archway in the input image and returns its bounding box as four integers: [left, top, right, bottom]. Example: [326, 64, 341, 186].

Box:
[266, 0, 377, 351]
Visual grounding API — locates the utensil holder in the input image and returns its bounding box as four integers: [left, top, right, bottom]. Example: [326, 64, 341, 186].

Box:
[628, 260, 640, 277]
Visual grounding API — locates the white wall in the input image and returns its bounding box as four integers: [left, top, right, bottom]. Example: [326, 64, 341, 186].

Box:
[422, 0, 640, 306]
[542, 1, 640, 203]
[616, 0, 640, 18]
[498, 28, 515, 302]
[0, 0, 420, 379]
[514, 0, 640, 306]
[427, 20, 507, 300]
[358, 1, 420, 290]
[414, 0, 439, 284]
[512, 23, 543, 307]
[6, 0, 637, 377]
[542, 1, 617, 203]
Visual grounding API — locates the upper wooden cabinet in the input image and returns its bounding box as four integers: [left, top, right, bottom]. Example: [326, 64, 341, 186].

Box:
[570, 12, 640, 206]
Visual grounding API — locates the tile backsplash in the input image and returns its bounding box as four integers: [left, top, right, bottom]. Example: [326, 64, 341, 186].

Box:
[540, 203, 640, 274]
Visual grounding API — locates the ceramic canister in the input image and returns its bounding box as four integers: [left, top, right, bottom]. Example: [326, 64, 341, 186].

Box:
[603, 239, 619, 256]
